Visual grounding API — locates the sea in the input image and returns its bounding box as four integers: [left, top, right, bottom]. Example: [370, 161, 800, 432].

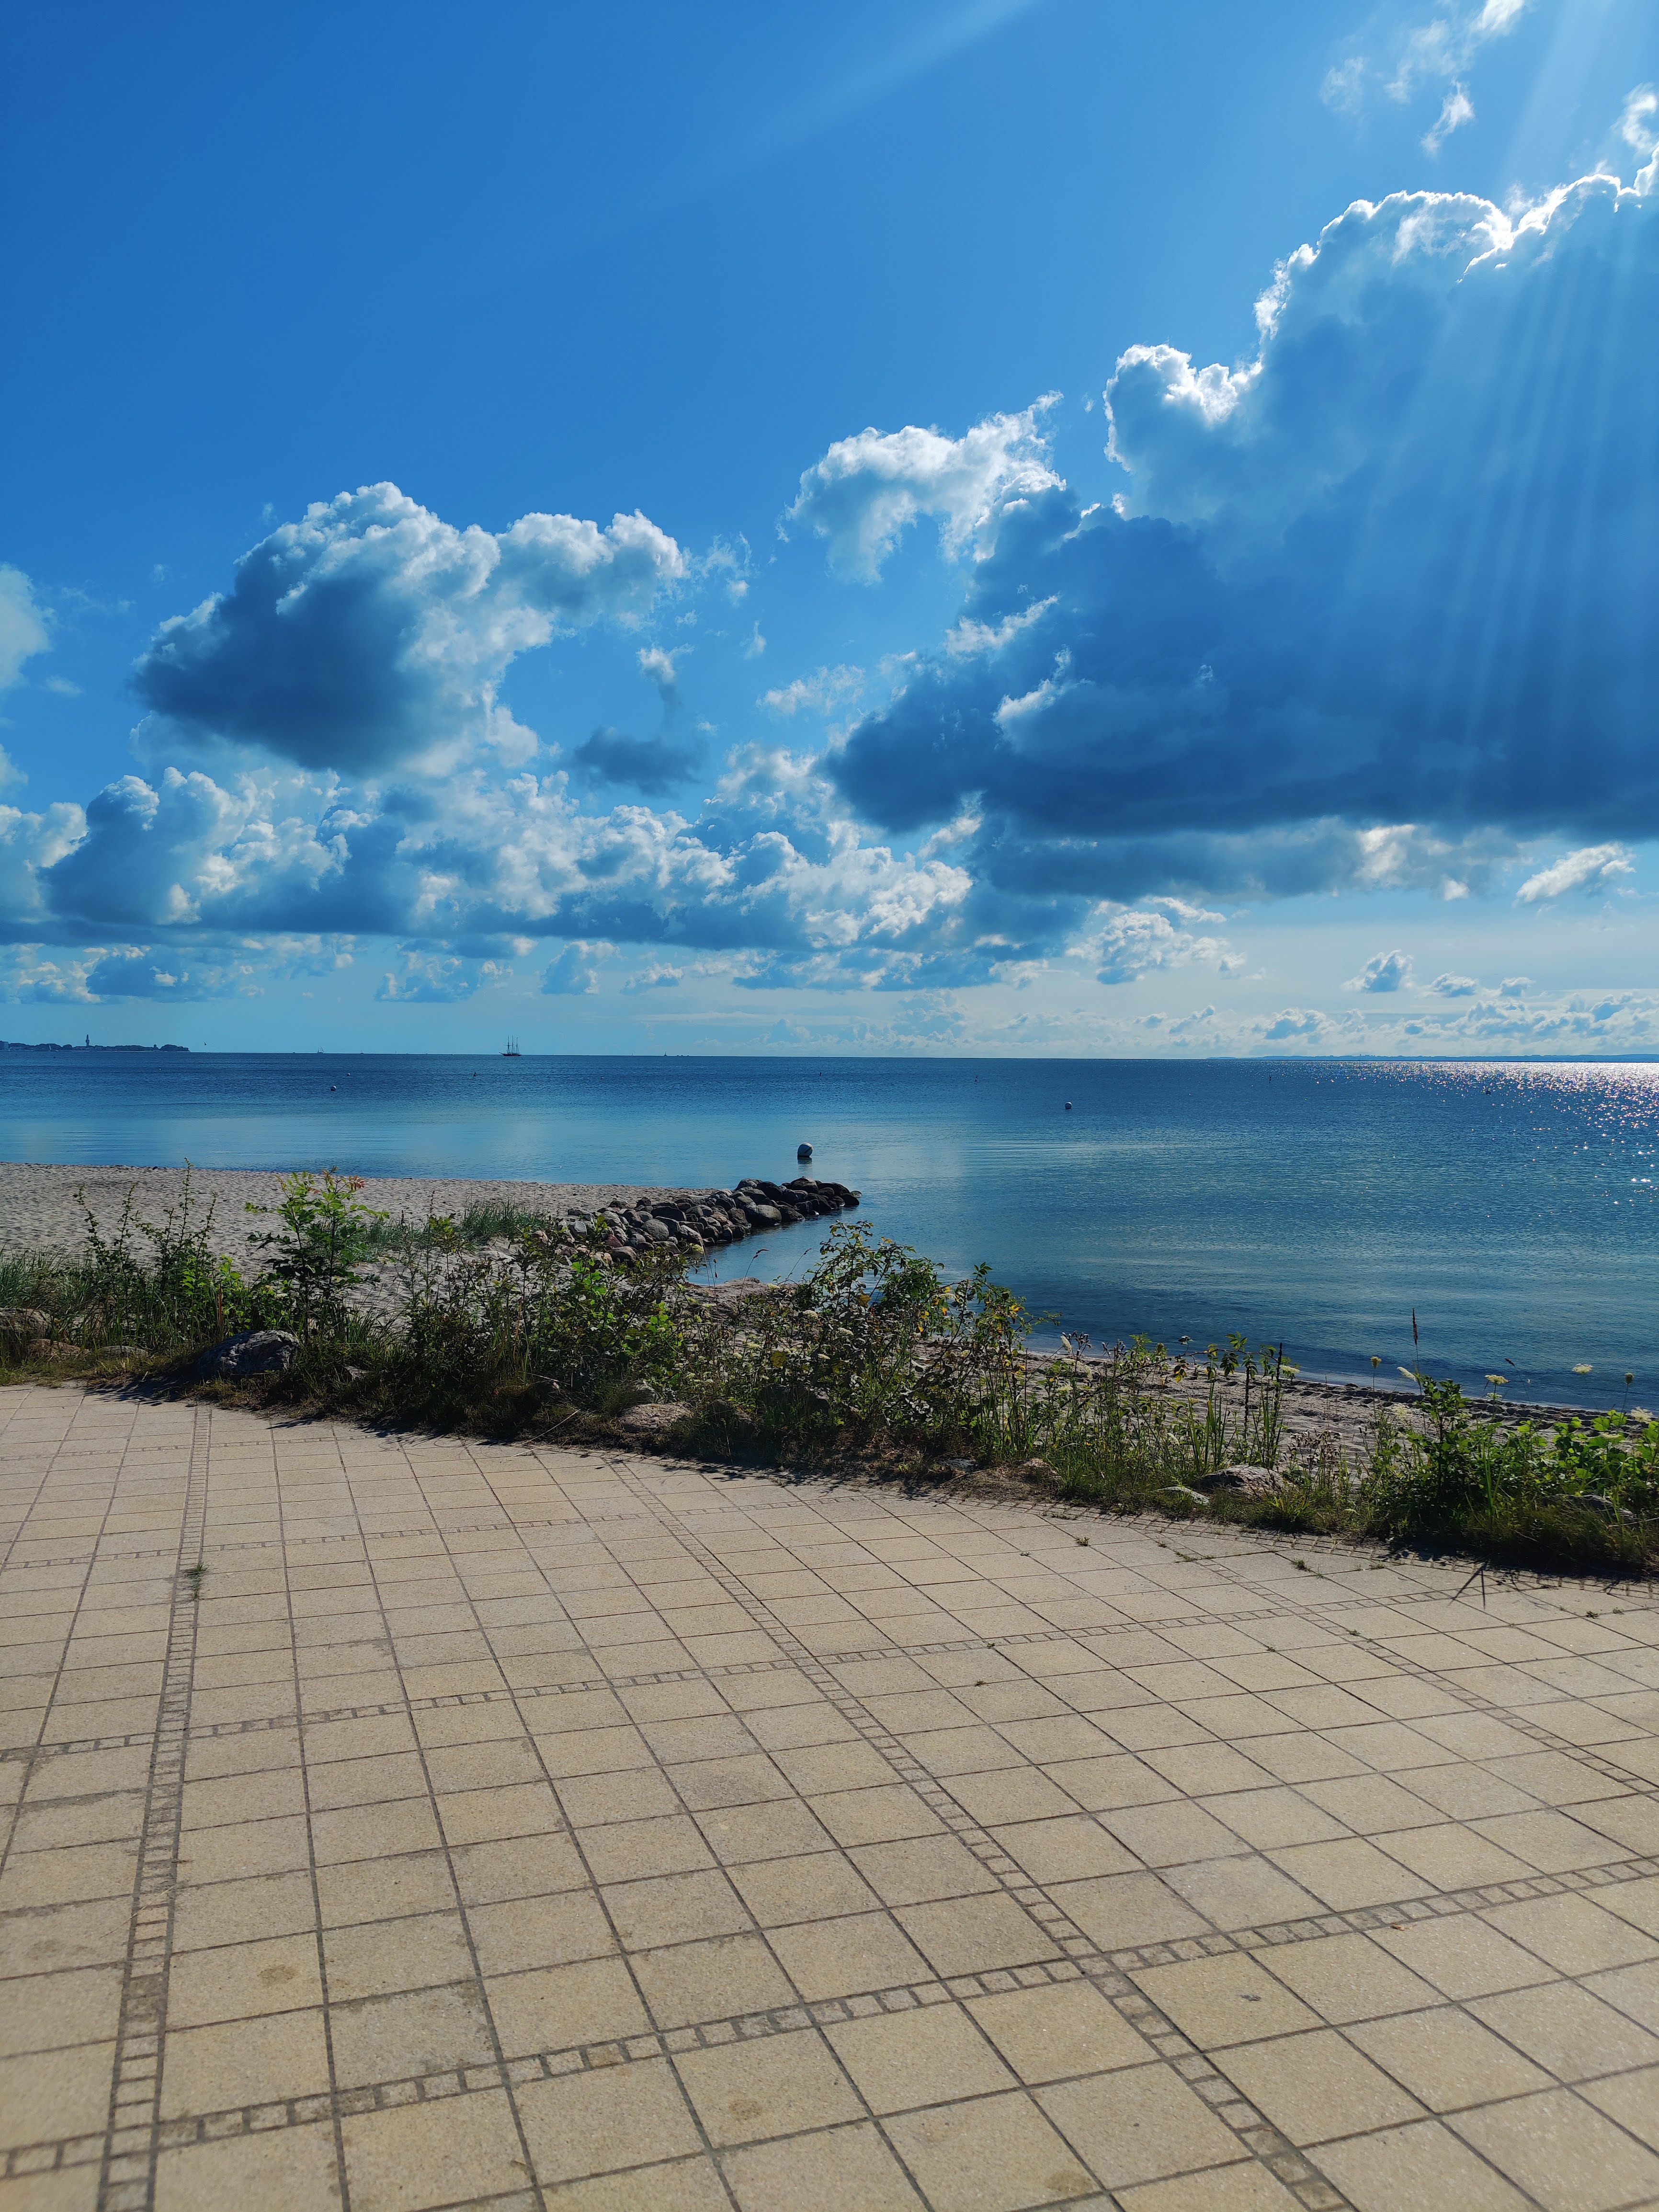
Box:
[2, 1051, 1656, 1411]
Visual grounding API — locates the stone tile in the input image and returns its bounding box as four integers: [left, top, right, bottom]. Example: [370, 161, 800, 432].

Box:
[808, 1784, 944, 1847]
[1266, 1837, 1435, 1910]
[1581, 2064, 1659, 2154]
[884, 2088, 1098, 2210]
[159, 2005, 331, 2115]
[1349, 2005, 1554, 2111]
[18, 1387, 1659, 2212]
[329, 1980, 494, 2085]
[1135, 1951, 1321, 2046]
[1115, 2165, 1306, 2212]
[1452, 2088, 1659, 2211]
[1221, 2026, 1424, 2143]
[323, 1909, 475, 2000]
[967, 1978, 1153, 2081]
[535, 2156, 730, 2209]
[1373, 1914, 1556, 2000]
[767, 1911, 928, 2001]
[634, 1931, 797, 2027]
[155, 2116, 343, 2212]
[1471, 1979, 1659, 2080]
[988, 1814, 1139, 1883]
[1048, 1870, 1208, 1948]
[341, 2087, 527, 2212]
[1037, 2060, 1246, 2189]
[1484, 1891, 1659, 1975]
[896, 1892, 1059, 1976]
[1257, 1931, 1440, 2025]
[1161, 1851, 1322, 1930]
[167, 1932, 323, 2027]
[1315, 2119, 1535, 2212]
[0, 2041, 114, 2147]
[602, 1868, 752, 1950]
[720, 2121, 924, 2212]
[680, 2025, 865, 2142]
[518, 2055, 703, 2181]
[728, 1850, 878, 1927]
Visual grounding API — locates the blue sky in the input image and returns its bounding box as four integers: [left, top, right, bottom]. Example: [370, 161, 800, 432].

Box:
[2, 0, 1657, 1054]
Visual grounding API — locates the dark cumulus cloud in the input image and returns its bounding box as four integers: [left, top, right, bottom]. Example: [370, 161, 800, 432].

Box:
[571, 727, 706, 794]
[830, 169, 1659, 901]
[132, 483, 685, 774]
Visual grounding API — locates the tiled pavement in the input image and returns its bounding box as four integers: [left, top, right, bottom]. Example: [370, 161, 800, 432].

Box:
[3, 1391, 1659, 2212]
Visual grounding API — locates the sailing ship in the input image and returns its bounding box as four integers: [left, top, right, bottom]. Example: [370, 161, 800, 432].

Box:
[502, 1036, 522, 1057]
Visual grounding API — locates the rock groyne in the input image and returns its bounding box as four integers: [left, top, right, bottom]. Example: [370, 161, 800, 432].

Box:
[594, 1175, 859, 1258]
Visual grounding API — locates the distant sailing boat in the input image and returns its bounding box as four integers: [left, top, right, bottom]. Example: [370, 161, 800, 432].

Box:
[502, 1035, 522, 1057]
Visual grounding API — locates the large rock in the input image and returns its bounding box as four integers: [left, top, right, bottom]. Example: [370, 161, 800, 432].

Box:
[196, 1330, 301, 1379]
[1197, 1464, 1283, 1495]
[0, 1308, 49, 1340]
[618, 1401, 693, 1435]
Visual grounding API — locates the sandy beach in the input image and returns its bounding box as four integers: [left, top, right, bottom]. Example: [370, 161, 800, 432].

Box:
[0, 1162, 703, 1270]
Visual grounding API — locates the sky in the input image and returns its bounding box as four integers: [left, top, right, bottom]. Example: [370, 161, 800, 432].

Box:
[2, 0, 1657, 1057]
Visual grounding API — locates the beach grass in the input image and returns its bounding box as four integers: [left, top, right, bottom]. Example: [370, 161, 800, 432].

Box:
[3, 1168, 1655, 1579]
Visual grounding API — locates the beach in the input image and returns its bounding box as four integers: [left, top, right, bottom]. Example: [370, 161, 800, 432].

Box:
[0, 1161, 701, 1270]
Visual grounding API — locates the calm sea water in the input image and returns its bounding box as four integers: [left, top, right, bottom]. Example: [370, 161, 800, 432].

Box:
[2, 1052, 1656, 1407]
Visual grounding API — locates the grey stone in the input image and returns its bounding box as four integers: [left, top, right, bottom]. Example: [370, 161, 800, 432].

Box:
[618, 1401, 693, 1434]
[1198, 1463, 1283, 1494]
[196, 1329, 301, 1379]
[0, 1308, 49, 1339]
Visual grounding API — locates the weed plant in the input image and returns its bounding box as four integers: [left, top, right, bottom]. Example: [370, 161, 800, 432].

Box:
[3, 1183, 1655, 1577]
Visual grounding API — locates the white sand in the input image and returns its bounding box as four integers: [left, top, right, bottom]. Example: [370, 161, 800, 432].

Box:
[0, 1162, 712, 1269]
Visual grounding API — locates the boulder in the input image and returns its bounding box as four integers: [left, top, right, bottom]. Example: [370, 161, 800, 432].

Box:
[195, 1330, 301, 1380]
[0, 1308, 49, 1341]
[618, 1401, 693, 1435]
[1195, 1463, 1283, 1495]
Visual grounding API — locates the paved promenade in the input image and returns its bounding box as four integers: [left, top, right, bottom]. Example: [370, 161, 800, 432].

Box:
[3, 1385, 1659, 2212]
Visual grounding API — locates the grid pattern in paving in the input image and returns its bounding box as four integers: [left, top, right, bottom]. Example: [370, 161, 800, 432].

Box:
[3, 1382, 1659, 2211]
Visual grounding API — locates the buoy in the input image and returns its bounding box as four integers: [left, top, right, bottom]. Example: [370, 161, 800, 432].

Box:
[1064, 1101, 1072, 1110]
[797, 1142, 813, 1162]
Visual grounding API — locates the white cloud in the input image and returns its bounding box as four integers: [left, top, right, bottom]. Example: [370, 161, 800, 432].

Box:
[540, 940, 611, 995]
[1500, 974, 1532, 994]
[621, 963, 683, 992]
[637, 645, 682, 711]
[761, 665, 864, 717]
[1620, 86, 1658, 159]
[1257, 1006, 1337, 1042]
[134, 483, 686, 775]
[1345, 948, 1413, 993]
[1324, 0, 1528, 124]
[1515, 843, 1634, 902]
[1423, 82, 1475, 154]
[787, 400, 1061, 581]
[1426, 970, 1479, 996]
[832, 164, 1659, 906]
[0, 567, 51, 690]
[376, 950, 509, 1003]
[1080, 904, 1232, 986]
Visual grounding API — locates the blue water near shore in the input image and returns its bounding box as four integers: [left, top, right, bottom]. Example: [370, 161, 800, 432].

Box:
[3, 1051, 1657, 1409]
